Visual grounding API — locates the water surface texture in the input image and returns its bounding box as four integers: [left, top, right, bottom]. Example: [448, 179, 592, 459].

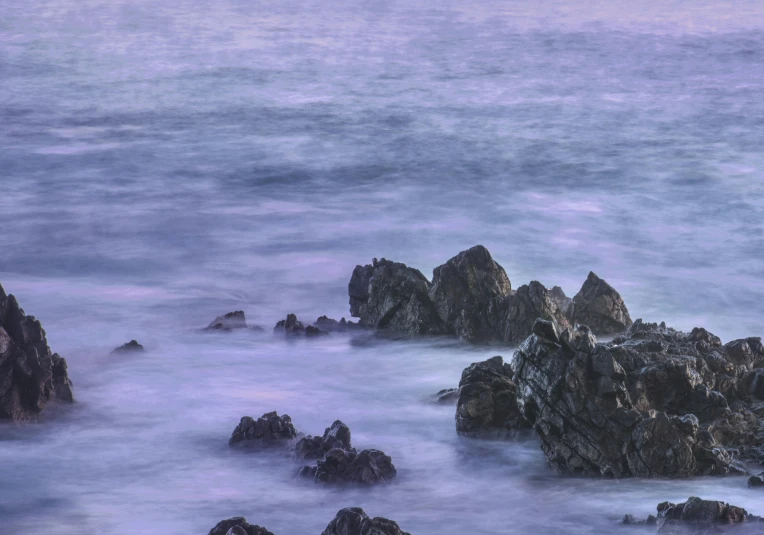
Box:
[1, 1, 764, 533]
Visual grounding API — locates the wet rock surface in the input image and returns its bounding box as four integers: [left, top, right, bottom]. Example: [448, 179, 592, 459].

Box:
[205, 311, 249, 331]
[294, 420, 353, 461]
[110, 340, 145, 354]
[502, 281, 571, 344]
[208, 517, 274, 535]
[455, 355, 530, 438]
[566, 271, 633, 336]
[313, 316, 363, 333]
[511, 318, 763, 478]
[322, 508, 411, 535]
[299, 447, 397, 485]
[228, 412, 297, 449]
[0, 283, 74, 420]
[748, 473, 764, 488]
[274, 314, 328, 337]
[432, 387, 460, 404]
[624, 497, 762, 533]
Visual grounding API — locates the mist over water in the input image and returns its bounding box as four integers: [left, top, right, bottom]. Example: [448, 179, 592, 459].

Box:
[1, 0, 764, 533]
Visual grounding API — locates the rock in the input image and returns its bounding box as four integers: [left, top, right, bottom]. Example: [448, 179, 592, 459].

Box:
[502, 281, 571, 345]
[549, 286, 572, 313]
[749, 473, 764, 488]
[724, 337, 764, 369]
[510, 319, 743, 477]
[0, 283, 75, 421]
[274, 314, 328, 337]
[566, 272, 632, 336]
[455, 356, 530, 438]
[621, 514, 657, 526]
[322, 508, 411, 535]
[748, 369, 764, 399]
[314, 316, 363, 333]
[428, 245, 511, 342]
[208, 517, 274, 535]
[655, 497, 760, 533]
[432, 387, 460, 404]
[349, 258, 446, 336]
[205, 311, 248, 331]
[300, 448, 397, 485]
[294, 420, 353, 461]
[110, 340, 144, 355]
[229, 411, 297, 449]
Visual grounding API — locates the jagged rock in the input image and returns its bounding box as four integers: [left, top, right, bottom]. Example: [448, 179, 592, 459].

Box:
[0, 283, 74, 420]
[724, 337, 764, 369]
[208, 517, 274, 535]
[205, 311, 248, 331]
[110, 340, 144, 355]
[322, 508, 411, 535]
[348, 258, 446, 336]
[749, 473, 764, 488]
[313, 316, 362, 333]
[502, 281, 571, 345]
[621, 514, 657, 526]
[274, 314, 328, 337]
[432, 387, 460, 404]
[428, 245, 511, 342]
[624, 497, 761, 533]
[294, 420, 353, 461]
[228, 411, 297, 449]
[510, 319, 748, 478]
[455, 356, 530, 438]
[549, 286, 572, 313]
[300, 447, 397, 485]
[566, 272, 632, 335]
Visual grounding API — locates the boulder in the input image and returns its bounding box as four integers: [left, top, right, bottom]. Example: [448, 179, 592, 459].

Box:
[724, 337, 764, 369]
[0, 283, 74, 421]
[229, 411, 297, 449]
[294, 420, 353, 461]
[110, 340, 144, 355]
[428, 245, 511, 342]
[749, 473, 764, 488]
[348, 258, 446, 336]
[300, 447, 397, 485]
[502, 282, 571, 345]
[566, 272, 632, 335]
[455, 356, 530, 438]
[314, 316, 362, 333]
[432, 387, 460, 404]
[274, 314, 328, 337]
[205, 311, 248, 331]
[322, 508, 411, 535]
[208, 517, 274, 535]
[656, 497, 760, 533]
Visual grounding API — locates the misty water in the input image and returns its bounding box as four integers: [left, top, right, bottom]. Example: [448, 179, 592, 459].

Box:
[2, 0, 764, 533]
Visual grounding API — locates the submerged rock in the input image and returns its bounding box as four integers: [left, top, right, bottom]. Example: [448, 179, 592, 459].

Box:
[0, 283, 74, 421]
[294, 420, 353, 461]
[432, 387, 460, 404]
[208, 517, 274, 535]
[625, 497, 761, 533]
[300, 447, 397, 485]
[313, 316, 363, 333]
[229, 411, 297, 449]
[566, 272, 632, 335]
[455, 356, 530, 438]
[322, 508, 411, 535]
[205, 311, 248, 331]
[110, 340, 145, 355]
[274, 314, 328, 337]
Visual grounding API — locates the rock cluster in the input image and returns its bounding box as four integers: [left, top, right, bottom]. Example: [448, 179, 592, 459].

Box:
[313, 316, 363, 333]
[624, 497, 762, 533]
[0, 283, 74, 421]
[228, 412, 297, 449]
[110, 340, 145, 354]
[347, 245, 631, 343]
[274, 314, 328, 337]
[511, 318, 764, 478]
[208, 518, 274, 535]
[455, 356, 530, 438]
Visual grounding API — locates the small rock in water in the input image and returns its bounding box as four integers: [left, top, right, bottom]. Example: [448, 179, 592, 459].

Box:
[110, 340, 145, 355]
[432, 387, 460, 404]
[207, 517, 274, 535]
[322, 507, 411, 535]
[274, 314, 328, 337]
[300, 448, 397, 486]
[749, 473, 764, 488]
[294, 420, 353, 461]
[228, 411, 297, 449]
[204, 311, 248, 332]
[313, 315, 363, 332]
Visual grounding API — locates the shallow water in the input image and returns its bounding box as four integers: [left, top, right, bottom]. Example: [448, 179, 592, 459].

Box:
[1, 0, 764, 533]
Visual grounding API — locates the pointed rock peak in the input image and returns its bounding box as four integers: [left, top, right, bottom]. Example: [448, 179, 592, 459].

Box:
[567, 272, 633, 336]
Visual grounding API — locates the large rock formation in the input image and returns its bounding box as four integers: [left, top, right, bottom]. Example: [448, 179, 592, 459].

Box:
[510, 318, 762, 478]
[208, 517, 274, 535]
[428, 245, 511, 342]
[228, 412, 297, 449]
[624, 497, 762, 533]
[0, 283, 74, 420]
[322, 508, 411, 535]
[566, 272, 632, 335]
[455, 355, 530, 438]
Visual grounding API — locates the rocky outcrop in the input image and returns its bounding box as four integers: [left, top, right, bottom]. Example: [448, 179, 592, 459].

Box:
[294, 420, 352, 461]
[0, 283, 74, 420]
[110, 340, 144, 354]
[624, 497, 762, 533]
[322, 508, 411, 535]
[455, 355, 530, 438]
[549, 286, 572, 313]
[208, 517, 274, 535]
[274, 314, 328, 337]
[313, 316, 362, 333]
[205, 311, 248, 331]
[428, 245, 511, 342]
[300, 447, 397, 485]
[502, 282, 571, 344]
[348, 259, 446, 336]
[566, 272, 632, 335]
[432, 387, 460, 404]
[229, 412, 297, 449]
[510, 318, 759, 478]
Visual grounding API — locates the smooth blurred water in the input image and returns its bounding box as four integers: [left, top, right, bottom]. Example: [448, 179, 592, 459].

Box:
[1, 1, 764, 533]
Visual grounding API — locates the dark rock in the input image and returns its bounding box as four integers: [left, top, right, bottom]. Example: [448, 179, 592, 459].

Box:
[294, 420, 353, 461]
[724, 337, 764, 369]
[456, 356, 530, 438]
[322, 507, 411, 535]
[348, 258, 446, 336]
[428, 245, 511, 342]
[749, 369, 764, 399]
[502, 281, 571, 345]
[749, 473, 764, 488]
[274, 314, 328, 337]
[300, 447, 397, 485]
[0, 283, 75, 421]
[654, 497, 760, 533]
[229, 411, 297, 449]
[566, 272, 632, 335]
[432, 387, 460, 404]
[314, 316, 363, 332]
[549, 286, 572, 313]
[208, 517, 274, 535]
[621, 514, 657, 526]
[110, 340, 144, 355]
[205, 311, 248, 331]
